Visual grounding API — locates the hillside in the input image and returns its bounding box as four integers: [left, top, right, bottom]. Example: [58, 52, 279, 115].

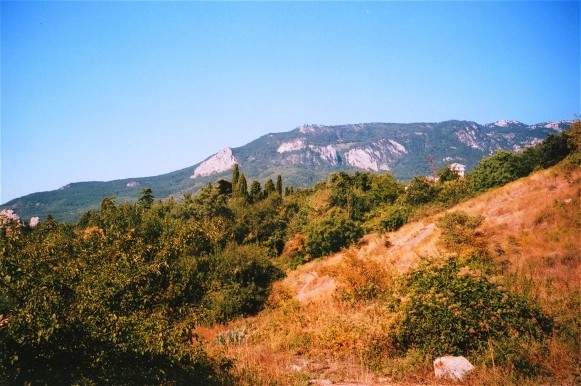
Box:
[1, 119, 572, 222]
[200, 165, 580, 385]
[1, 125, 578, 385]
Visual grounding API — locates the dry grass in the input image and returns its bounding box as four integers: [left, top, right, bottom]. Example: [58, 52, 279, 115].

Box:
[199, 166, 581, 385]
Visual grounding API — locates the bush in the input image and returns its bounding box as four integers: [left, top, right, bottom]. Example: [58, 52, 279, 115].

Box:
[0, 196, 281, 384]
[392, 257, 553, 361]
[322, 249, 392, 304]
[469, 150, 529, 193]
[403, 177, 439, 205]
[305, 209, 363, 258]
[436, 211, 485, 252]
[201, 244, 284, 323]
[379, 203, 413, 232]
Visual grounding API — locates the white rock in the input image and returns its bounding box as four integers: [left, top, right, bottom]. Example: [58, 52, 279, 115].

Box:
[492, 119, 522, 127]
[388, 139, 407, 154]
[310, 144, 338, 163]
[191, 148, 237, 179]
[433, 356, 474, 381]
[344, 147, 380, 171]
[455, 128, 484, 150]
[277, 138, 307, 153]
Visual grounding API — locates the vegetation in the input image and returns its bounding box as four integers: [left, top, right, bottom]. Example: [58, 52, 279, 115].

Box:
[0, 123, 578, 384]
[393, 256, 553, 361]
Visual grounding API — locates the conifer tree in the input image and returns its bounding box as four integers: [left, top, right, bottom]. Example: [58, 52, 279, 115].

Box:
[276, 175, 283, 196]
[264, 179, 275, 196]
[231, 164, 240, 192]
[249, 180, 262, 203]
[236, 172, 249, 200]
[138, 188, 155, 209]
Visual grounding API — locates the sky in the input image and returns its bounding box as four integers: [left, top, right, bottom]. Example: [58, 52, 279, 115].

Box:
[1, 1, 580, 204]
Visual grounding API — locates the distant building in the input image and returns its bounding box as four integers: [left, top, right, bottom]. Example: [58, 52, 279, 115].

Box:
[450, 163, 466, 177]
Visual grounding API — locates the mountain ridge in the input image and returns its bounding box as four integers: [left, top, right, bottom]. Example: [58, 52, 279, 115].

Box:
[1, 119, 573, 222]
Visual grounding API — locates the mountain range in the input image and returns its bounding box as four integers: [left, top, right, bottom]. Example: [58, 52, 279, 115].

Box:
[1, 119, 572, 222]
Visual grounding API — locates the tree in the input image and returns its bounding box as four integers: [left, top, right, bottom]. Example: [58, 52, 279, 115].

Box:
[234, 173, 249, 200]
[522, 132, 571, 170]
[216, 179, 232, 196]
[264, 179, 275, 196]
[438, 165, 460, 183]
[368, 173, 404, 205]
[138, 188, 154, 209]
[403, 177, 438, 205]
[305, 209, 363, 259]
[249, 180, 263, 203]
[231, 164, 240, 192]
[468, 150, 528, 193]
[276, 175, 283, 196]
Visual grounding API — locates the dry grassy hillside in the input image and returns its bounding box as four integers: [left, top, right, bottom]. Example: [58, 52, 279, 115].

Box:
[199, 166, 580, 386]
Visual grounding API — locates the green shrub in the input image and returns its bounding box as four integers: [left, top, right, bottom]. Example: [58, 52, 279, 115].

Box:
[305, 209, 363, 258]
[403, 177, 439, 205]
[392, 257, 553, 361]
[436, 211, 485, 251]
[379, 203, 413, 232]
[469, 150, 529, 193]
[201, 244, 284, 323]
[0, 195, 281, 384]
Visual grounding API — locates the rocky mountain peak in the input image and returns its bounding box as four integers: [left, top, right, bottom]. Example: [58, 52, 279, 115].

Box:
[191, 147, 237, 179]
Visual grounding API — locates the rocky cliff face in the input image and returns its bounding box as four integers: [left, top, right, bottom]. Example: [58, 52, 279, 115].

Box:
[191, 147, 238, 179]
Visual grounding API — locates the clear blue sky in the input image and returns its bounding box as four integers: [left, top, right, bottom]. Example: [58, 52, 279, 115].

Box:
[1, 1, 579, 204]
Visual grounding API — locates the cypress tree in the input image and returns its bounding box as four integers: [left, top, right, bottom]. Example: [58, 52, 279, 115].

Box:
[264, 179, 275, 196]
[276, 175, 283, 196]
[232, 164, 240, 191]
[249, 180, 262, 203]
[236, 172, 249, 200]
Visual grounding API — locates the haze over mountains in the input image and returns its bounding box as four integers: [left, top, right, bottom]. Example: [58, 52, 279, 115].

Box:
[1, 119, 572, 222]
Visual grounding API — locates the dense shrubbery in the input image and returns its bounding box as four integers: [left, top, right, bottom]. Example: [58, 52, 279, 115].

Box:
[392, 257, 553, 366]
[469, 130, 573, 193]
[0, 188, 281, 384]
[304, 209, 364, 259]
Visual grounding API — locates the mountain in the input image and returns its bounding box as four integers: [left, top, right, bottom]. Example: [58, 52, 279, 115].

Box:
[1, 119, 572, 222]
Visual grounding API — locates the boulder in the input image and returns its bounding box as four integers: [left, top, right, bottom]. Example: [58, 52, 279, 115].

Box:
[433, 356, 474, 381]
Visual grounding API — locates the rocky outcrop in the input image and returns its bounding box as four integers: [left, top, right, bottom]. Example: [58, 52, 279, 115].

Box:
[433, 356, 474, 380]
[191, 147, 237, 179]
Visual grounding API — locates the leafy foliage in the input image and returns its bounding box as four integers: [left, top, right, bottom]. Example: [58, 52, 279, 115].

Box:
[402, 176, 438, 205]
[469, 150, 530, 193]
[468, 128, 574, 193]
[305, 209, 363, 259]
[392, 257, 553, 359]
[0, 194, 281, 383]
